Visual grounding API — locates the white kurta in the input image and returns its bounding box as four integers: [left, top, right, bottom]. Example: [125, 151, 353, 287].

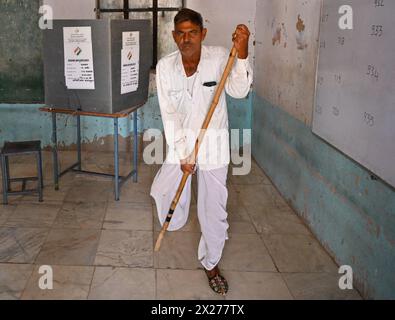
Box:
[151, 45, 253, 270]
[155, 45, 253, 171]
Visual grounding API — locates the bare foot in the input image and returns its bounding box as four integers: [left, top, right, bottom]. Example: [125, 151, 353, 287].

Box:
[206, 266, 220, 278]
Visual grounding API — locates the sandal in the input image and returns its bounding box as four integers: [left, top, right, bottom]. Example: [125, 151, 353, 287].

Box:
[205, 268, 229, 296]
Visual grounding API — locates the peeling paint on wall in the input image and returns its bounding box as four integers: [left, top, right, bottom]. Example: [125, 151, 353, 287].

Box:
[254, 0, 320, 125]
[272, 26, 282, 46]
[296, 14, 308, 50]
[296, 14, 305, 32]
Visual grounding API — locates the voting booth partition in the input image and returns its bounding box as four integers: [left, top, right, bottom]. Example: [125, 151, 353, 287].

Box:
[43, 19, 152, 114]
[41, 19, 152, 200]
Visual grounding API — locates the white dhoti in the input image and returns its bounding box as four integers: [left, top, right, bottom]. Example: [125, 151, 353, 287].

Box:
[150, 164, 229, 270]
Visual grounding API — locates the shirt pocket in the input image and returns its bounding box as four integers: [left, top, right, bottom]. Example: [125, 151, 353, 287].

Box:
[202, 84, 224, 119]
[202, 85, 216, 106]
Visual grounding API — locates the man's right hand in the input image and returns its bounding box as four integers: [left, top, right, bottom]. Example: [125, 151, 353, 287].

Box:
[181, 163, 195, 174]
[180, 154, 196, 175]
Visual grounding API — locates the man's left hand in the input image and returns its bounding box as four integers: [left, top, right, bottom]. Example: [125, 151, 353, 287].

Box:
[232, 24, 250, 59]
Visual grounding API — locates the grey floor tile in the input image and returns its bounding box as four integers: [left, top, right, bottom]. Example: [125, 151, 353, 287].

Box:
[229, 160, 272, 185]
[221, 233, 277, 272]
[234, 183, 290, 210]
[0, 205, 17, 225]
[64, 180, 112, 203]
[245, 205, 312, 236]
[0, 151, 358, 301]
[282, 273, 362, 300]
[104, 202, 152, 231]
[227, 221, 256, 234]
[0, 263, 34, 299]
[0, 196, 25, 205]
[226, 201, 252, 223]
[35, 229, 101, 266]
[88, 267, 155, 300]
[226, 183, 244, 205]
[154, 232, 202, 270]
[129, 172, 153, 188]
[82, 152, 147, 178]
[232, 184, 275, 208]
[21, 265, 94, 300]
[270, 185, 291, 210]
[0, 227, 49, 263]
[44, 172, 77, 188]
[38, 185, 71, 202]
[156, 269, 226, 300]
[111, 181, 153, 204]
[4, 202, 62, 228]
[53, 201, 106, 229]
[262, 234, 338, 273]
[229, 170, 267, 186]
[94, 230, 153, 268]
[224, 271, 293, 300]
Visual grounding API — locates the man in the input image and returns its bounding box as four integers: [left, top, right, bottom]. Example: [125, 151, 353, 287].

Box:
[151, 8, 252, 295]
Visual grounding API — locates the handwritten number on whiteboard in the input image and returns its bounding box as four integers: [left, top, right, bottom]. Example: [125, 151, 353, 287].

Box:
[371, 25, 383, 37]
[374, 0, 384, 7]
[366, 65, 379, 81]
[364, 112, 375, 127]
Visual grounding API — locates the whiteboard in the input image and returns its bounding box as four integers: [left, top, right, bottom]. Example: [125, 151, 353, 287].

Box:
[312, 0, 395, 188]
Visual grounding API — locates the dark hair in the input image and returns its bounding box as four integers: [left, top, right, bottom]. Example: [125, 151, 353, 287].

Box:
[174, 8, 204, 30]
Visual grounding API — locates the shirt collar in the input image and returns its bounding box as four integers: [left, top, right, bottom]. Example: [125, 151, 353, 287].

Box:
[175, 45, 209, 75]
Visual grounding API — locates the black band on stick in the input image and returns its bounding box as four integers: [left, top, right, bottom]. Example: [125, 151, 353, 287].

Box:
[166, 209, 174, 222]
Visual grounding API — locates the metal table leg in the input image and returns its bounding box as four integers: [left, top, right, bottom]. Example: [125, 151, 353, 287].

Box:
[36, 152, 43, 202]
[52, 113, 59, 190]
[114, 118, 119, 201]
[1, 155, 8, 205]
[77, 114, 82, 171]
[38, 150, 44, 189]
[133, 110, 138, 183]
[5, 156, 10, 191]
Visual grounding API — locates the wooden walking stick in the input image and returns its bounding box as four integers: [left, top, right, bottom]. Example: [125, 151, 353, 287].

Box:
[154, 40, 239, 252]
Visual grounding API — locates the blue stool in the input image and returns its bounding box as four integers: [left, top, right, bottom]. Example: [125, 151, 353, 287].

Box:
[1, 140, 43, 205]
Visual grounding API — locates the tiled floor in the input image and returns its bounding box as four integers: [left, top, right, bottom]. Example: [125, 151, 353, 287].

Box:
[0, 151, 362, 300]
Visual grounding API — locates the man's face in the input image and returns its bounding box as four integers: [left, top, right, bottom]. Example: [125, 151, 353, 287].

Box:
[172, 20, 207, 58]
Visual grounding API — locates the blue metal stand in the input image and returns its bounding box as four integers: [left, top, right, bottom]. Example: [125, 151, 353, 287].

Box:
[133, 110, 138, 183]
[52, 113, 59, 190]
[49, 108, 139, 201]
[1, 141, 44, 205]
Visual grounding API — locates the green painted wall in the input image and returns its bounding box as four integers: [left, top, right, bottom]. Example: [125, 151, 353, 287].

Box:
[0, 93, 252, 149]
[0, 97, 156, 149]
[0, 0, 44, 102]
[252, 93, 395, 299]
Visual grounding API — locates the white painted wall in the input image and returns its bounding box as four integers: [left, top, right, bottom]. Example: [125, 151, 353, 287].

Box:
[187, 0, 256, 63]
[41, 0, 256, 61]
[43, 0, 96, 19]
[254, 0, 321, 124]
